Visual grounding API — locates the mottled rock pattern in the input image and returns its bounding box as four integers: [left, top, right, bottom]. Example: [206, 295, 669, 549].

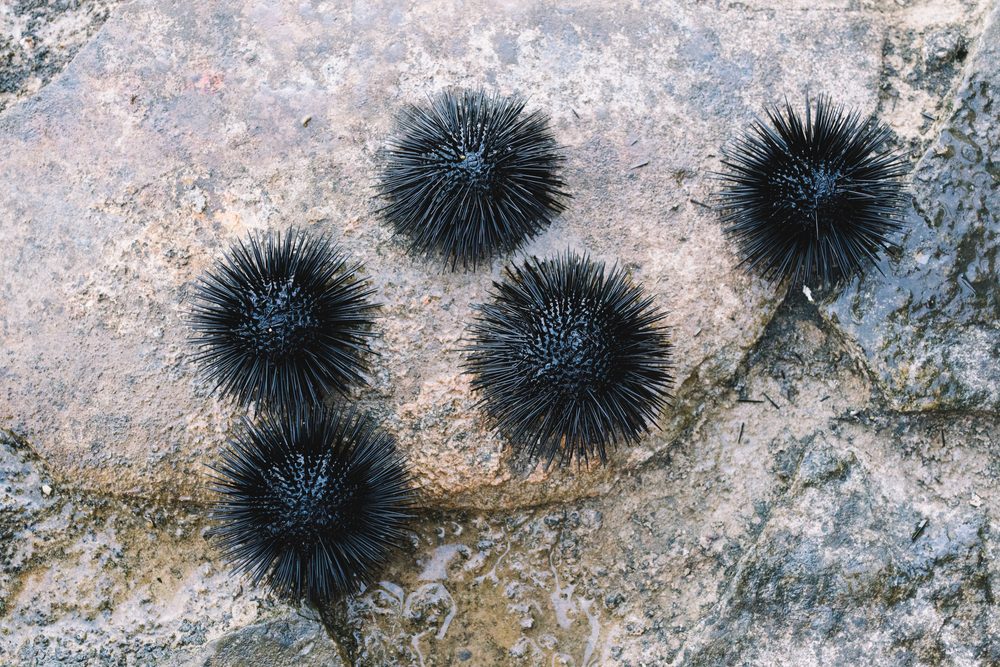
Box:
[4, 285, 999, 665]
[0, 0, 120, 112]
[185, 614, 343, 667]
[822, 2, 1000, 413]
[316, 298, 1000, 666]
[680, 442, 998, 665]
[2, 0, 999, 665]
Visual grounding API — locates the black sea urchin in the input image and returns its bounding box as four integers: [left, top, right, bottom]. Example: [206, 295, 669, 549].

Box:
[210, 406, 413, 601]
[379, 89, 568, 270]
[718, 97, 907, 286]
[464, 252, 673, 465]
[190, 230, 378, 413]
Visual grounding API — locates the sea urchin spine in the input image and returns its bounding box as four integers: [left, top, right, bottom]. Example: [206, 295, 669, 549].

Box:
[717, 96, 907, 286]
[379, 88, 568, 270]
[464, 252, 673, 465]
[189, 229, 378, 413]
[210, 406, 413, 602]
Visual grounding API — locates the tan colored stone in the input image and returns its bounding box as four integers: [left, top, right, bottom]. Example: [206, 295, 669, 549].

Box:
[0, 0, 886, 507]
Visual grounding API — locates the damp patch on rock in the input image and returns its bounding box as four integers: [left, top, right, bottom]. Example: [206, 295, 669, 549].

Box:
[821, 2, 1000, 413]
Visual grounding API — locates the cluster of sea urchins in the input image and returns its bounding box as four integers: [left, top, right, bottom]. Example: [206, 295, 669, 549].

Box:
[464, 252, 674, 465]
[191, 89, 907, 606]
[717, 96, 906, 286]
[378, 89, 568, 270]
[209, 406, 413, 601]
[190, 229, 414, 603]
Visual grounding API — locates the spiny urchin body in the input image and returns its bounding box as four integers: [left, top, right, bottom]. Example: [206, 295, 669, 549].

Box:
[189, 229, 378, 414]
[379, 89, 568, 270]
[464, 252, 673, 465]
[718, 97, 907, 286]
[210, 406, 413, 602]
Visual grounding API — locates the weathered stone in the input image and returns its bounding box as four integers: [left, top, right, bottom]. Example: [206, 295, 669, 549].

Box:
[4, 259, 999, 665]
[821, 2, 1000, 413]
[0, 438, 323, 665]
[186, 614, 343, 667]
[314, 297, 1000, 666]
[0, 0, 892, 507]
[0, 430, 59, 619]
[3, 2, 1000, 665]
[678, 442, 999, 665]
[0, 0, 120, 113]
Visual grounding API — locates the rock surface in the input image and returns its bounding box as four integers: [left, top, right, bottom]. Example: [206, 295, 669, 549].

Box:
[0, 430, 341, 665]
[318, 296, 1000, 666]
[822, 1, 1000, 413]
[680, 443, 998, 665]
[0, 0, 120, 113]
[2, 0, 999, 664]
[0, 0, 905, 507]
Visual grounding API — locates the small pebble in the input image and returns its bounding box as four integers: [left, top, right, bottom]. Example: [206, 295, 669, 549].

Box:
[41, 484, 52, 496]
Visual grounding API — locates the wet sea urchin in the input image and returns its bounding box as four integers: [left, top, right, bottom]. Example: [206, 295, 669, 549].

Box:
[464, 252, 673, 465]
[379, 89, 568, 270]
[210, 406, 413, 601]
[718, 96, 907, 286]
[189, 229, 378, 413]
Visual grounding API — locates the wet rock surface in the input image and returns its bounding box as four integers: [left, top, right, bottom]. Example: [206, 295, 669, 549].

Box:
[822, 1, 1000, 413]
[3, 292, 999, 664]
[2, 0, 999, 664]
[0, 430, 340, 665]
[189, 614, 343, 667]
[681, 443, 997, 665]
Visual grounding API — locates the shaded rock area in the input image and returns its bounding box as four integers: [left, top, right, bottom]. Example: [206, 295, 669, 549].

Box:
[0, 0, 120, 113]
[822, 1, 1000, 413]
[2, 0, 999, 665]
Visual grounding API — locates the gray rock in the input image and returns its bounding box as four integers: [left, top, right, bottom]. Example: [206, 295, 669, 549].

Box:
[1, 430, 334, 666]
[0, 0, 121, 112]
[0, 430, 59, 618]
[2, 0, 998, 663]
[4, 243, 998, 666]
[679, 442, 999, 666]
[821, 2, 1000, 413]
[179, 613, 344, 667]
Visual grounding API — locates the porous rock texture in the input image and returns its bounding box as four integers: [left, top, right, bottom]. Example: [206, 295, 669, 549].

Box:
[0, 430, 342, 665]
[0, 0, 121, 113]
